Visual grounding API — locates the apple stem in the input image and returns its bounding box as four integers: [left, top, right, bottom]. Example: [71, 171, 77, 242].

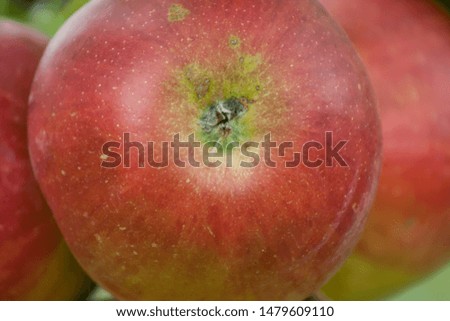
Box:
[198, 97, 252, 137]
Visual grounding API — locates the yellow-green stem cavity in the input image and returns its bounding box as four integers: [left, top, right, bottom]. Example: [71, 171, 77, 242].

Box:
[169, 36, 276, 146]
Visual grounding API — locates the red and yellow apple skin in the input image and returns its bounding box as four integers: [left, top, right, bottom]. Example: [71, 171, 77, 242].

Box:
[320, 0, 450, 300]
[28, 0, 381, 300]
[0, 20, 92, 300]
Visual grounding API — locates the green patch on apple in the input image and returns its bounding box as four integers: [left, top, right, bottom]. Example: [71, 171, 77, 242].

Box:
[172, 43, 271, 145]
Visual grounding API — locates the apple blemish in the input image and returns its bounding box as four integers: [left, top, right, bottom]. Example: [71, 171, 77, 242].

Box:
[168, 4, 190, 23]
[228, 35, 241, 49]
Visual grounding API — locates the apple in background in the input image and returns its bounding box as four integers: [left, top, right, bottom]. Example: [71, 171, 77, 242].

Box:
[0, 20, 92, 300]
[28, 0, 381, 300]
[320, 0, 450, 300]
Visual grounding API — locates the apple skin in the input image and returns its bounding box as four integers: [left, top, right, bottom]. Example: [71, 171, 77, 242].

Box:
[320, 0, 450, 299]
[28, 0, 381, 300]
[0, 20, 92, 300]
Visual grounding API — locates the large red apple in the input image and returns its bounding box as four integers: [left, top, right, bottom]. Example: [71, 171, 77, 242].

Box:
[320, 0, 450, 299]
[28, 0, 381, 300]
[0, 19, 92, 300]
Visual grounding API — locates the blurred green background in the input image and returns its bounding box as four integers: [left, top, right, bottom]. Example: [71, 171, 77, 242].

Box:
[0, 0, 86, 35]
[1, 0, 449, 301]
[389, 264, 450, 300]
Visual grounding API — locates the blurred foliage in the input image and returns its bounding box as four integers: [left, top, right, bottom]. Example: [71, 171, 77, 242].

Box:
[438, 0, 450, 11]
[0, 0, 89, 36]
[389, 262, 450, 301]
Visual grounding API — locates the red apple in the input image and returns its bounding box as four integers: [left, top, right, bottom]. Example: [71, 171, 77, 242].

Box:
[320, 0, 450, 299]
[28, 0, 381, 300]
[0, 19, 92, 300]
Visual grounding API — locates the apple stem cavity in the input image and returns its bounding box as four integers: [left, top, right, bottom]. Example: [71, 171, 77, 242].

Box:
[199, 97, 253, 138]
